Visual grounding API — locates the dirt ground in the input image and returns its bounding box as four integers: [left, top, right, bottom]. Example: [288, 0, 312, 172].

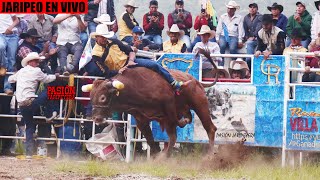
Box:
[0, 156, 163, 180]
[0, 156, 88, 180]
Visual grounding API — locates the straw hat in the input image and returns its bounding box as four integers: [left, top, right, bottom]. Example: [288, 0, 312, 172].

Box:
[228, 58, 249, 78]
[124, 0, 138, 8]
[166, 24, 185, 37]
[90, 24, 115, 39]
[93, 14, 115, 25]
[226, 1, 240, 9]
[197, 25, 215, 39]
[21, 52, 45, 67]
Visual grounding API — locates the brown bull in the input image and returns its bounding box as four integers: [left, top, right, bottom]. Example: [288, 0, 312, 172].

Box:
[90, 51, 218, 155]
[90, 72, 217, 154]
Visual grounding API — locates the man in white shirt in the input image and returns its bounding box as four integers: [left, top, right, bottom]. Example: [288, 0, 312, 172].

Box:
[0, 14, 19, 95]
[53, 14, 86, 75]
[216, 1, 244, 65]
[8, 52, 59, 158]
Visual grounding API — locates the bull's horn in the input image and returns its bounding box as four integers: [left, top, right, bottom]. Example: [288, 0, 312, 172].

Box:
[112, 80, 124, 90]
[82, 84, 93, 92]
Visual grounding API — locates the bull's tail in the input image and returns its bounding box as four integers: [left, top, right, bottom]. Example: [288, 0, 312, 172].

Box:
[198, 49, 218, 88]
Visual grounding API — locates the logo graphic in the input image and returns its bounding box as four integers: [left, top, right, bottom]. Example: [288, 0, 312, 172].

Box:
[260, 59, 281, 84]
[47, 86, 75, 100]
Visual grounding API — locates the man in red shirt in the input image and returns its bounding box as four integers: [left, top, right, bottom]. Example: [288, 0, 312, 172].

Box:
[142, 0, 164, 45]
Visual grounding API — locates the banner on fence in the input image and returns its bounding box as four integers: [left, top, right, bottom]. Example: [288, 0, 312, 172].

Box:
[132, 54, 320, 151]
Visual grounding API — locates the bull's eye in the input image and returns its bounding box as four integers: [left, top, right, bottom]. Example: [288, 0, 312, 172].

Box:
[99, 95, 107, 103]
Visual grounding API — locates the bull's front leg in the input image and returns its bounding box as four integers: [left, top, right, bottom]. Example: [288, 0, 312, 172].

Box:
[135, 120, 161, 155]
[164, 121, 177, 157]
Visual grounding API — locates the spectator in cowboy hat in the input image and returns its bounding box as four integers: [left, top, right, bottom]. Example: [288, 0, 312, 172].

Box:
[93, 13, 118, 33]
[118, 0, 139, 44]
[286, 2, 312, 48]
[28, 14, 59, 72]
[192, 25, 222, 70]
[8, 52, 60, 159]
[149, 24, 187, 53]
[203, 66, 230, 79]
[168, 0, 193, 49]
[310, 1, 320, 48]
[283, 28, 308, 55]
[255, 14, 286, 60]
[267, 3, 288, 33]
[228, 58, 250, 79]
[283, 28, 308, 83]
[16, 28, 52, 72]
[215, 66, 230, 79]
[216, 0, 244, 66]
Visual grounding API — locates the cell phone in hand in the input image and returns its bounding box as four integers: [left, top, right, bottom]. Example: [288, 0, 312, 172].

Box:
[178, 8, 183, 13]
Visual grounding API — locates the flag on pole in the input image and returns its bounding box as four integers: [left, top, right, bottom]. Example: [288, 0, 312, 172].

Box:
[79, 38, 93, 70]
[204, 0, 218, 27]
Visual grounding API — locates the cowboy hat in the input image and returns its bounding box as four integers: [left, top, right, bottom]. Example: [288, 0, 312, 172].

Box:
[291, 28, 303, 39]
[228, 58, 249, 78]
[90, 24, 115, 39]
[124, 0, 138, 8]
[267, 3, 284, 13]
[93, 14, 115, 25]
[225, 1, 240, 10]
[21, 52, 45, 67]
[166, 24, 185, 37]
[315, 1, 320, 10]
[20, 28, 41, 39]
[214, 66, 230, 78]
[197, 25, 215, 39]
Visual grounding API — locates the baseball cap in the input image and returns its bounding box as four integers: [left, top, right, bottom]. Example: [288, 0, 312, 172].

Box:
[249, 3, 258, 9]
[176, 0, 184, 4]
[132, 26, 144, 34]
[296, 2, 306, 7]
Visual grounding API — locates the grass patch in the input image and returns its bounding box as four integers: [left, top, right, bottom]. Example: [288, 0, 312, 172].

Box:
[54, 153, 320, 179]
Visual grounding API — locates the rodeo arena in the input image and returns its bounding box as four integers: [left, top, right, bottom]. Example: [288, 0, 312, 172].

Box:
[2, 0, 320, 179]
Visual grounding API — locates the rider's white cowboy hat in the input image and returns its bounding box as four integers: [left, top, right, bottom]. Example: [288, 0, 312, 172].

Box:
[93, 14, 115, 25]
[90, 24, 115, 39]
[21, 52, 45, 67]
[124, 0, 139, 8]
[226, 1, 240, 9]
[197, 25, 215, 39]
[166, 24, 185, 38]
